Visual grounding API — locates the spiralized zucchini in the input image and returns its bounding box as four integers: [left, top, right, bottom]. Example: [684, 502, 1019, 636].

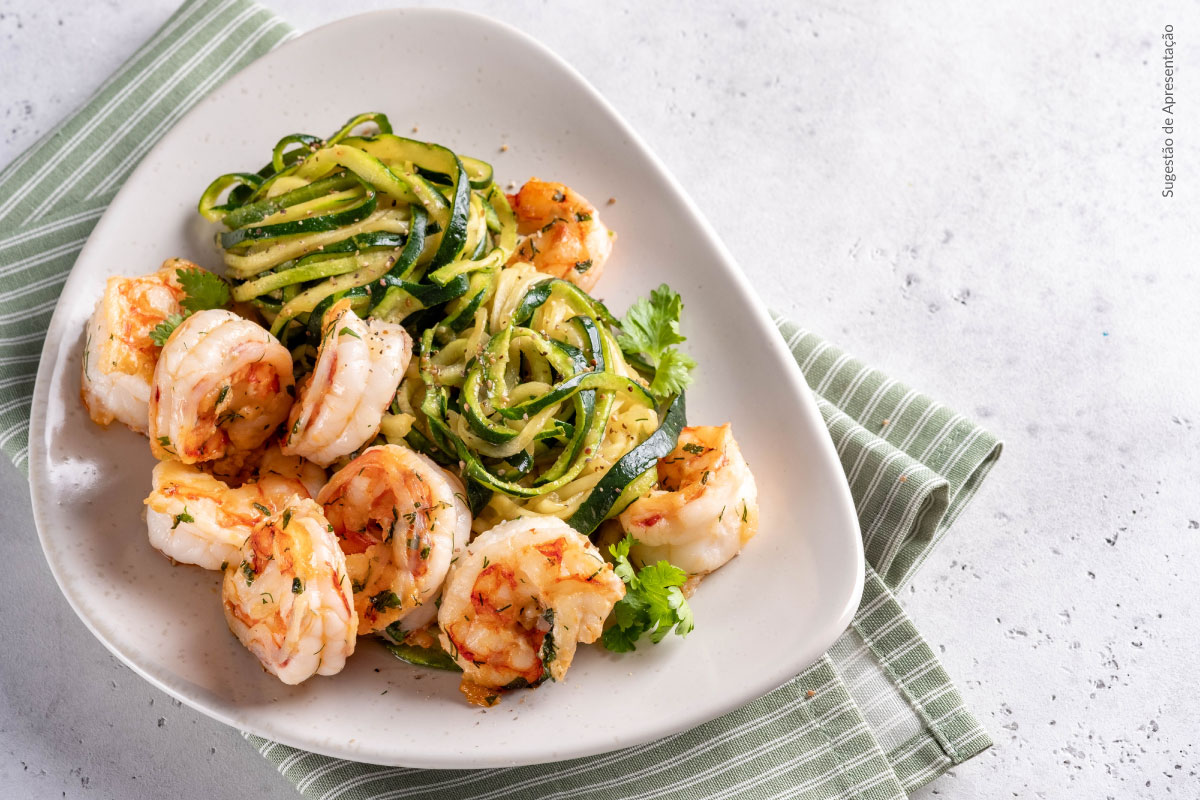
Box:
[199, 112, 514, 353]
[402, 269, 669, 533]
[199, 113, 686, 536]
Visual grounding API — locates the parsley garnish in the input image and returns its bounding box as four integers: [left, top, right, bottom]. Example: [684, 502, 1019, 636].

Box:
[177, 267, 230, 314]
[292, 577, 304, 594]
[682, 443, 706, 455]
[171, 507, 194, 529]
[252, 502, 271, 516]
[616, 283, 697, 399]
[241, 562, 256, 586]
[540, 609, 557, 669]
[370, 591, 402, 612]
[150, 314, 185, 346]
[601, 534, 695, 653]
[216, 410, 243, 426]
[574, 259, 592, 273]
[384, 621, 406, 643]
[281, 509, 292, 528]
[148, 268, 230, 346]
[338, 326, 361, 339]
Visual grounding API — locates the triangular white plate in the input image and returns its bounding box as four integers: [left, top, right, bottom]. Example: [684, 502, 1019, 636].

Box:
[30, 8, 863, 768]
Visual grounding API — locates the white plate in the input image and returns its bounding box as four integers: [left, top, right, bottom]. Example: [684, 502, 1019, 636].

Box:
[29, 9, 863, 768]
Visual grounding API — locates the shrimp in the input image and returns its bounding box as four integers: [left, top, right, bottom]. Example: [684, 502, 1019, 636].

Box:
[618, 424, 759, 575]
[222, 498, 357, 684]
[438, 516, 624, 691]
[256, 443, 327, 498]
[317, 444, 471, 635]
[149, 309, 294, 464]
[281, 300, 413, 467]
[198, 437, 326, 496]
[506, 178, 613, 293]
[80, 259, 190, 433]
[145, 461, 259, 570]
[144, 443, 326, 570]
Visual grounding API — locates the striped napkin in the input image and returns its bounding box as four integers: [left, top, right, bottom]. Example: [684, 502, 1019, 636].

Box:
[0, 1, 1001, 798]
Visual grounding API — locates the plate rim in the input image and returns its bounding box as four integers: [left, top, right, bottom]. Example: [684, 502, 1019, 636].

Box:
[29, 6, 864, 768]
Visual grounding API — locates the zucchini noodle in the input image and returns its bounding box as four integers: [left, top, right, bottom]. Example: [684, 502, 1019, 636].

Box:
[198, 112, 512, 352]
[407, 279, 664, 535]
[198, 112, 687, 539]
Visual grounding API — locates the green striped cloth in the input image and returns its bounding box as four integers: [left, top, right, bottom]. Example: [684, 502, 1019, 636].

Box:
[0, 2, 1002, 798]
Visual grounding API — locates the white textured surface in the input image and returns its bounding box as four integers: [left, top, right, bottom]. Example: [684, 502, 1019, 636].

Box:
[1, 1, 1197, 798]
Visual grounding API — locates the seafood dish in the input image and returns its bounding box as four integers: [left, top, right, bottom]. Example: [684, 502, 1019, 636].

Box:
[79, 113, 761, 704]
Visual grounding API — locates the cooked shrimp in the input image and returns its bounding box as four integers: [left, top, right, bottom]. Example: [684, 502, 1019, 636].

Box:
[317, 444, 471, 635]
[80, 259, 190, 433]
[198, 437, 326, 496]
[506, 178, 613, 292]
[255, 441, 327, 498]
[619, 424, 759, 575]
[282, 301, 413, 467]
[149, 309, 294, 464]
[145, 460, 258, 570]
[438, 516, 624, 691]
[222, 498, 356, 684]
[144, 444, 325, 570]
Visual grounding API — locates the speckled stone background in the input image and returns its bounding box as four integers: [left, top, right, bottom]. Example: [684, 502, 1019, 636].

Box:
[2, 1, 1198, 798]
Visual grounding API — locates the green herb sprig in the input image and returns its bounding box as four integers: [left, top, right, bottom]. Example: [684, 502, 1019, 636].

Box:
[601, 534, 695, 653]
[149, 267, 231, 346]
[616, 283, 697, 399]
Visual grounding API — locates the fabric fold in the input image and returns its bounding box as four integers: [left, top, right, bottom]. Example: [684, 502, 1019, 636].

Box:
[774, 318, 1002, 587]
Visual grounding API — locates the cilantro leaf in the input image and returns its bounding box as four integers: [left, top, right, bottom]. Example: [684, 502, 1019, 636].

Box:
[601, 616, 642, 653]
[171, 506, 195, 530]
[177, 267, 230, 314]
[370, 590, 402, 612]
[149, 268, 230, 346]
[150, 313, 185, 346]
[602, 533, 695, 653]
[637, 561, 689, 620]
[617, 283, 686, 357]
[671, 588, 695, 636]
[609, 533, 636, 583]
[649, 347, 697, 398]
[617, 283, 695, 399]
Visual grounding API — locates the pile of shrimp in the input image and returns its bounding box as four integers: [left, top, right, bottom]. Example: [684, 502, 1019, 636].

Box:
[79, 179, 759, 701]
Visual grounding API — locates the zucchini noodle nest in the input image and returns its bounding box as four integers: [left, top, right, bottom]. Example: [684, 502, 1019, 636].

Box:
[199, 112, 686, 536]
